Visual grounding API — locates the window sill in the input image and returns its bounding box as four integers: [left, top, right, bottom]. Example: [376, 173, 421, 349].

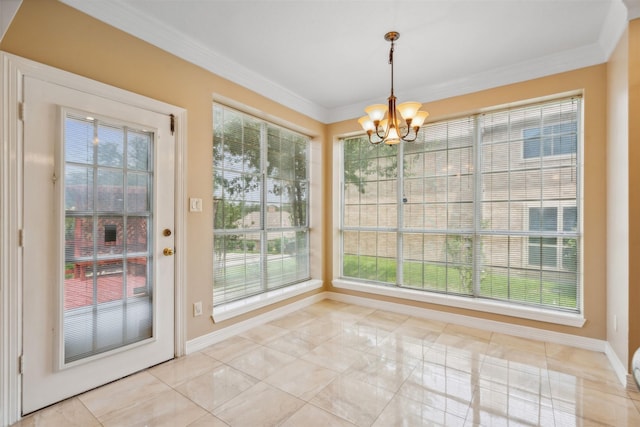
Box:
[212, 279, 323, 323]
[332, 279, 585, 328]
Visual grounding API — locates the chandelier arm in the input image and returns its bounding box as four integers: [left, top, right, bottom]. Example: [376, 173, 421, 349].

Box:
[397, 117, 414, 140]
[373, 125, 388, 141]
[367, 132, 384, 145]
[401, 130, 419, 143]
[398, 122, 411, 140]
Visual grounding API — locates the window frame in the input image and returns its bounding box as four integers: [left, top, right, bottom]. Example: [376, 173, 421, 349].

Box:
[336, 96, 583, 320]
[213, 103, 312, 307]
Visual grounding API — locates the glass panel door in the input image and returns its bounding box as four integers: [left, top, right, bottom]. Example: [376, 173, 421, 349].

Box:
[22, 75, 175, 415]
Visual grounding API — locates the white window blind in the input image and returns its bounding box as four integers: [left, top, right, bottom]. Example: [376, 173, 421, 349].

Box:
[63, 113, 154, 363]
[341, 96, 581, 312]
[213, 104, 310, 305]
[479, 99, 580, 309]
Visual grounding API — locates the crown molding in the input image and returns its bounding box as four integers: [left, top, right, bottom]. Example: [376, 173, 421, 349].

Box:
[599, 0, 630, 60]
[59, 0, 330, 123]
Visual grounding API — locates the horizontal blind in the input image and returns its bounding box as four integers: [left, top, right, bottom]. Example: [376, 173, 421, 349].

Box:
[402, 117, 475, 295]
[342, 137, 398, 284]
[213, 104, 310, 305]
[340, 96, 581, 312]
[265, 125, 310, 290]
[479, 98, 580, 310]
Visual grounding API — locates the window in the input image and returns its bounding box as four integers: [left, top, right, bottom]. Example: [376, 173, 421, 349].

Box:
[340, 97, 581, 312]
[213, 104, 310, 305]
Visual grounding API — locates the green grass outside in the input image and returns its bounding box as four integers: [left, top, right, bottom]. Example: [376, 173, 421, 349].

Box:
[213, 252, 578, 311]
[343, 254, 577, 310]
[214, 257, 300, 290]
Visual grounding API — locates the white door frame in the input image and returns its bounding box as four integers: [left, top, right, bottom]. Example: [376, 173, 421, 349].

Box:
[0, 51, 187, 426]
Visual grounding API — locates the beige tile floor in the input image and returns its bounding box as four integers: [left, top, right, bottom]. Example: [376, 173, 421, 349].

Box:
[13, 300, 640, 426]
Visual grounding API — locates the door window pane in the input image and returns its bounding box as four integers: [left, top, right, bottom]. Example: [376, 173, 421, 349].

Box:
[127, 172, 150, 212]
[65, 165, 93, 211]
[63, 113, 154, 364]
[97, 124, 124, 167]
[127, 131, 151, 170]
[97, 169, 124, 211]
[65, 116, 94, 164]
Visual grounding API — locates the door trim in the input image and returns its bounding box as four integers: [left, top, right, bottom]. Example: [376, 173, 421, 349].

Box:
[0, 51, 187, 426]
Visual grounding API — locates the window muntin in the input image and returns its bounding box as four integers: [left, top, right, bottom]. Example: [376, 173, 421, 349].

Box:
[340, 97, 581, 312]
[213, 104, 310, 305]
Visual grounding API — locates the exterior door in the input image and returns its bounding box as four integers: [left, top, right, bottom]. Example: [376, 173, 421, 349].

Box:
[21, 76, 175, 414]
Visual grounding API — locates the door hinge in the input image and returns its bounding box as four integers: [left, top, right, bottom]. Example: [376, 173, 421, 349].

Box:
[170, 114, 175, 136]
[18, 102, 24, 121]
[18, 354, 23, 374]
[18, 229, 23, 247]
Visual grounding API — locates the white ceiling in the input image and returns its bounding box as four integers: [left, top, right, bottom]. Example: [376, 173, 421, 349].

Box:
[59, 0, 638, 124]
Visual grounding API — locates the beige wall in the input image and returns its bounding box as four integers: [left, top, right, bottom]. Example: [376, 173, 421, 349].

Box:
[0, 0, 327, 340]
[629, 19, 640, 368]
[607, 26, 629, 367]
[329, 66, 607, 339]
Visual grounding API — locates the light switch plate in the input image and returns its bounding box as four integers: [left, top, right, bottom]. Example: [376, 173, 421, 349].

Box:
[193, 301, 203, 316]
[189, 197, 203, 212]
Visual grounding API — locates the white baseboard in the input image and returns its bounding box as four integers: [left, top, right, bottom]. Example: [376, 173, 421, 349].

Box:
[185, 290, 624, 385]
[185, 292, 325, 354]
[332, 279, 585, 328]
[325, 292, 607, 353]
[604, 341, 631, 387]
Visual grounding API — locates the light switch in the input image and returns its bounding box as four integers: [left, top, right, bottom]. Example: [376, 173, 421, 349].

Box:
[193, 301, 203, 317]
[189, 197, 203, 212]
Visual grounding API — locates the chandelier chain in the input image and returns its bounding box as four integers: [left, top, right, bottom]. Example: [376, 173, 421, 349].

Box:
[389, 39, 395, 96]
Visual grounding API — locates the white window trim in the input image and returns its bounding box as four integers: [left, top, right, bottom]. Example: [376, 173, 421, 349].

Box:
[332, 278, 585, 328]
[212, 279, 323, 322]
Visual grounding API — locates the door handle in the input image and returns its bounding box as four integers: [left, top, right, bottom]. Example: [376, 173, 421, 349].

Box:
[163, 248, 174, 256]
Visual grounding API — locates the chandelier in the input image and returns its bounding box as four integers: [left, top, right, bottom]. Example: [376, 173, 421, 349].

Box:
[358, 31, 429, 145]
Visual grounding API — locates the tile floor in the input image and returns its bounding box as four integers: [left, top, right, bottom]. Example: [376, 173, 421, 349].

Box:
[13, 300, 640, 426]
